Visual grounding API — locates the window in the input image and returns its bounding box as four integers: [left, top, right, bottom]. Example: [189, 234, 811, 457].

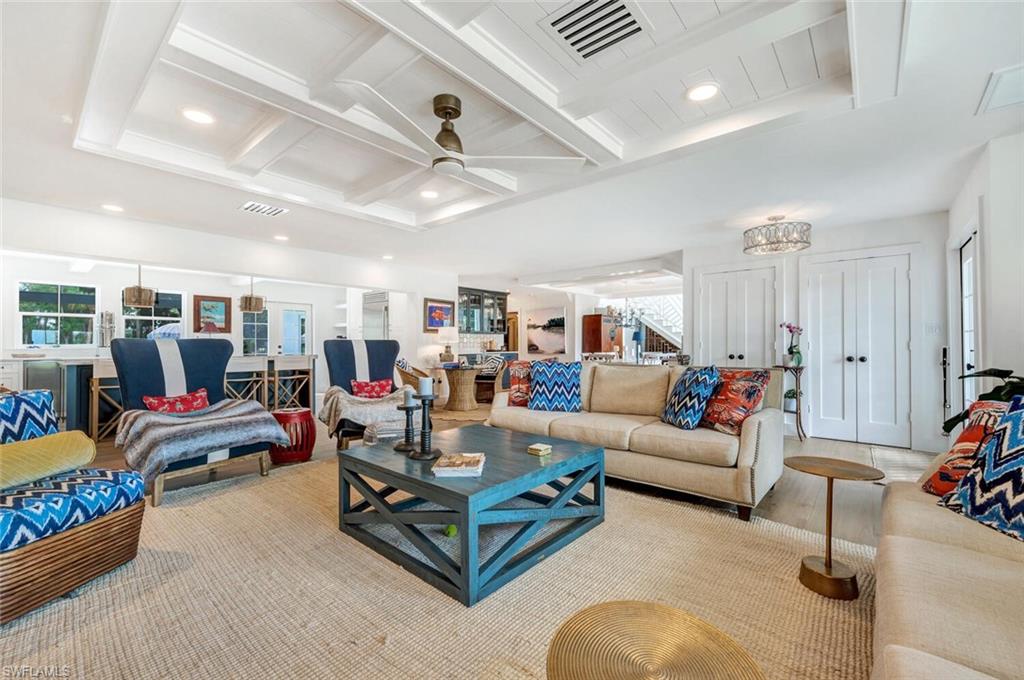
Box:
[242, 309, 269, 356]
[19, 282, 97, 346]
[282, 309, 308, 355]
[123, 291, 184, 339]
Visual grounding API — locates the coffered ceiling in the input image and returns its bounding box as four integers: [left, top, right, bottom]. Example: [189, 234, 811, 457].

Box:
[73, 0, 887, 232]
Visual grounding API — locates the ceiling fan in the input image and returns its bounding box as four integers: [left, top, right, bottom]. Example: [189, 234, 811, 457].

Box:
[336, 80, 587, 176]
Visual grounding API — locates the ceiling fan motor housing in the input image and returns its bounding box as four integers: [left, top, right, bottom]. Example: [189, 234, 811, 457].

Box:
[433, 94, 463, 154]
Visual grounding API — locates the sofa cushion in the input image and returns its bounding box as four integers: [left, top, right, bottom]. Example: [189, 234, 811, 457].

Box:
[875, 535, 1024, 679]
[874, 645, 998, 680]
[942, 395, 1024, 542]
[0, 468, 145, 552]
[663, 366, 719, 430]
[528, 361, 582, 412]
[882, 482, 1024, 563]
[0, 389, 59, 444]
[0, 431, 97, 491]
[629, 422, 740, 467]
[922, 400, 1008, 496]
[549, 413, 658, 450]
[589, 365, 671, 417]
[700, 369, 770, 435]
[487, 406, 570, 436]
[507, 360, 532, 407]
[580, 362, 597, 412]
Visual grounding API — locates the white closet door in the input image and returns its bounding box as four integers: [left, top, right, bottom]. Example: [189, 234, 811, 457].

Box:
[855, 255, 911, 447]
[807, 260, 858, 441]
[732, 267, 775, 368]
[700, 271, 733, 366]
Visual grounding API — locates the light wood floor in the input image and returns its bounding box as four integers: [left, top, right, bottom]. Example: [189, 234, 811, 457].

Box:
[94, 420, 934, 547]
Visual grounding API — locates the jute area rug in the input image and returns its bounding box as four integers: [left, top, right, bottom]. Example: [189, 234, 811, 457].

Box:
[2, 461, 876, 679]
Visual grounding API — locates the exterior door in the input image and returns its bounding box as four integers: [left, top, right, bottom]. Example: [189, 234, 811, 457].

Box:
[960, 237, 980, 406]
[807, 260, 858, 441]
[268, 302, 311, 355]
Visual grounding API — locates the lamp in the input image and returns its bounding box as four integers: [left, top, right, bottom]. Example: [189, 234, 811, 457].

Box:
[123, 264, 156, 307]
[239, 276, 265, 313]
[437, 326, 459, 363]
[743, 215, 811, 255]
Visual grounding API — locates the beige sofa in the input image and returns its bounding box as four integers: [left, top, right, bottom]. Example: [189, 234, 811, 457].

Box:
[486, 363, 784, 520]
[873, 474, 1024, 679]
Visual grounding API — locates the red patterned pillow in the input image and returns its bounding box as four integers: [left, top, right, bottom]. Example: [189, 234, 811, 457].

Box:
[508, 360, 532, 407]
[699, 369, 770, 435]
[922, 400, 1009, 496]
[143, 388, 209, 413]
[351, 379, 393, 399]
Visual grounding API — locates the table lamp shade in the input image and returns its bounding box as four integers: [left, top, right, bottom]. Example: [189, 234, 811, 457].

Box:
[437, 326, 459, 343]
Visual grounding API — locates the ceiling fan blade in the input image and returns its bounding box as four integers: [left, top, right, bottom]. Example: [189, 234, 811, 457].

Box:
[335, 80, 445, 157]
[460, 155, 587, 174]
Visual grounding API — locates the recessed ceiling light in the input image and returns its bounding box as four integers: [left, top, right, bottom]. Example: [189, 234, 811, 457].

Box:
[685, 82, 720, 102]
[382, 255, 394, 260]
[273, 235, 289, 242]
[420, 190, 439, 199]
[182, 108, 216, 125]
[101, 204, 124, 213]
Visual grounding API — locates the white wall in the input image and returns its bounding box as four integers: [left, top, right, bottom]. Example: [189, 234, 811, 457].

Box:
[682, 211, 950, 453]
[0, 199, 459, 377]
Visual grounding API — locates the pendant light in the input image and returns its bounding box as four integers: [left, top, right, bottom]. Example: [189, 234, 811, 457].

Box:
[743, 215, 812, 255]
[123, 264, 156, 307]
[239, 276, 265, 313]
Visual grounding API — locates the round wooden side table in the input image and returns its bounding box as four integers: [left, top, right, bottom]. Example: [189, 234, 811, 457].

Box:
[547, 601, 765, 680]
[784, 456, 884, 600]
[443, 367, 480, 411]
[269, 407, 316, 464]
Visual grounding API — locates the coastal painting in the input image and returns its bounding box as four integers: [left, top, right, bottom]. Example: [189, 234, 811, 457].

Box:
[423, 298, 454, 332]
[527, 307, 566, 355]
[193, 295, 232, 333]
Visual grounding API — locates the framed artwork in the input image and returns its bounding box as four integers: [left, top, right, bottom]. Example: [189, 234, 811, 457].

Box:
[193, 295, 232, 333]
[527, 307, 566, 355]
[423, 298, 455, 332]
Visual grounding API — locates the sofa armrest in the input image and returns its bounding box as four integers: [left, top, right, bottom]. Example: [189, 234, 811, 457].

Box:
[736, 408, 784, 507]
[491, 391, 510, 409]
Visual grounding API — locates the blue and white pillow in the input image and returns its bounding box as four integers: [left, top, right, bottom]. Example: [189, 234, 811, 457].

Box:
[528, 361, 582, 413]
[942, 395, 1024, 542]
[0, 390, 59, 444]
[663, 366, 720, 430]
[480, 354, 504, 376]
[395, 357, 410, 371]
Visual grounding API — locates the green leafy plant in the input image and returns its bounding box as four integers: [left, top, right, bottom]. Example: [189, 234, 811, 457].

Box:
[943, 368, 1024, 433]
[784, 388, 803, 399]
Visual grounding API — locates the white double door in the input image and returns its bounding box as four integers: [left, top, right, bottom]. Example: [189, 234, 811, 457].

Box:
[700, 266, 776, 368]
[806, 255, 910, 447]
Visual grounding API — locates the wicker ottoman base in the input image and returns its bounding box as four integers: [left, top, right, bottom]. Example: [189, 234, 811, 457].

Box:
[0, 501, 145, 624]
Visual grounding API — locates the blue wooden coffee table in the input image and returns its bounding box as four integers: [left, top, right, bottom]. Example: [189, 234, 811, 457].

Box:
[338, 424, 605, 606]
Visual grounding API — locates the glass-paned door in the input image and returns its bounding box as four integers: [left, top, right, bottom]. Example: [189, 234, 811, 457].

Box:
[960, 236, 980, 407]
[268, 302, 311, 355]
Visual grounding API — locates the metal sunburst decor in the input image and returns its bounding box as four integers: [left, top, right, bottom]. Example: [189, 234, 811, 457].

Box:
[743, 216, 811, 255]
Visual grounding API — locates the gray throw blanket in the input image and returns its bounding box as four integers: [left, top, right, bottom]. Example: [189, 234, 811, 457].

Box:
[318, 385, 414, 436]
[116, 399, 290, 482]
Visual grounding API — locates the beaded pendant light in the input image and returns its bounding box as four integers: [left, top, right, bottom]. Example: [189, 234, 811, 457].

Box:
[743, 215, 811, 255]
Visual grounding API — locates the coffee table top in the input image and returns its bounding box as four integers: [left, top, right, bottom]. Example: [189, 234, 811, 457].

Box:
[340, 424, 602, 501]
[785, 456, 884, 481]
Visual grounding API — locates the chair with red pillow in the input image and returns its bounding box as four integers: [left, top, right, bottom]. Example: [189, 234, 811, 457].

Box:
[323, 339, 404, 450]
[110, 338, 275, 505]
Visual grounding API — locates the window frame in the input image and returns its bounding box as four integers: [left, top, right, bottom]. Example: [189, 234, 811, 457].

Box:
[17, 280, 100, 348]
[242, 308, 270, 356]
[121, 289, 187, 341]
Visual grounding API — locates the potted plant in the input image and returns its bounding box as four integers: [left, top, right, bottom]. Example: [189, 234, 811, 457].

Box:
[784, 388, 801, 413]
[779, 322, 804, 366]
[943, 368, 1024, 432]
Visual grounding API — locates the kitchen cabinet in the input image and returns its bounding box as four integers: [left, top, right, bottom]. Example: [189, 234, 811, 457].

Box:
[458, 288, 508, 334]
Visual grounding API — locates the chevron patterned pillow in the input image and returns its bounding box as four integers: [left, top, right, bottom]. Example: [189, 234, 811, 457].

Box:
[663, 366, 720, 430]
[0, 390, 59, 444]
[527, 361, 582, 413]
[942, 395, 1024, 542]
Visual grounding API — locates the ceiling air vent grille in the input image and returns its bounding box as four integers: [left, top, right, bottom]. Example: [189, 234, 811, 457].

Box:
[548, 0, 644, 60]
[239, 200, 289, 217]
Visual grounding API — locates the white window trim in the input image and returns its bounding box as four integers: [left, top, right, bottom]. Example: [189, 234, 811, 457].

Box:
[121, 289, 187, 340]
[16, 279, 100, 348]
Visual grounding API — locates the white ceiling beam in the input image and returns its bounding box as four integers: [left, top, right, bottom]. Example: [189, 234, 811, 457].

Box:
[307, 29, 421, 113]
[468, 118, 544, 155]
[518, 257, 680, 287]
[847, 0, 909, 107]
[226, 111, 316, 176]
[558, 0, 846, 119]
[76, 1, 182, 147]
[346, 167, 430, 206]
[346, 0, 621, 164]
[424, 1, 492, 30]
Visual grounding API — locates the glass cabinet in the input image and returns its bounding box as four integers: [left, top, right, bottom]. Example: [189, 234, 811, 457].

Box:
[458, 287, 507, 334]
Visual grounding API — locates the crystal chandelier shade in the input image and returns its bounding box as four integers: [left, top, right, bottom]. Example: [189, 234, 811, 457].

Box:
[743, 216, 812, 255]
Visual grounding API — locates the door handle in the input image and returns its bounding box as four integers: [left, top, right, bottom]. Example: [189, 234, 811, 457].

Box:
[845, 356, 854, 363]
[737, 354, 745, 360]
[728, 354, 736, 360]
[858, 356, 867, 363]
[966, 363, 975, 371]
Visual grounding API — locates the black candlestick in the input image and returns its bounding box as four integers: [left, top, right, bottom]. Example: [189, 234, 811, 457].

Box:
[394, 403, 421, 453]
[408, 393, 441, 460]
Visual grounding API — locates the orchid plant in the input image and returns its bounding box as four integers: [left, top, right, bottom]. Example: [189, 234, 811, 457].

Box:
[779, 322, 803, 354]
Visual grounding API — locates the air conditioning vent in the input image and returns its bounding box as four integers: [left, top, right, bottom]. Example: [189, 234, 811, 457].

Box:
[546, 0, 644, 61]
[239, 200, 289, 217]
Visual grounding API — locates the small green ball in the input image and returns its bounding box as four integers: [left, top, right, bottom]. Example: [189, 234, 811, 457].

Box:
[444, 524, 458, 538]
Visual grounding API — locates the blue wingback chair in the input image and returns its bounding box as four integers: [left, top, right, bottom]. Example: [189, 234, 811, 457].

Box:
[323, 339, 400, 448]
[110, 338, 273, 505]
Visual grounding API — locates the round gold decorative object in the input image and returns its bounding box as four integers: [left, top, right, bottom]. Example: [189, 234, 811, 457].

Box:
[547, 601, 766, 680]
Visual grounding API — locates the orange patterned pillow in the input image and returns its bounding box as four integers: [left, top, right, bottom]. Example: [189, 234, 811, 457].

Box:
[922, 400, 1009, 496]
[508, 360, 532, 407]
[699, 369, 770, 436]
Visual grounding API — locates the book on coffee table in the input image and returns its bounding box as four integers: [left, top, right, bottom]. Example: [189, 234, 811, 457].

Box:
[432, 453, 486, 477]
